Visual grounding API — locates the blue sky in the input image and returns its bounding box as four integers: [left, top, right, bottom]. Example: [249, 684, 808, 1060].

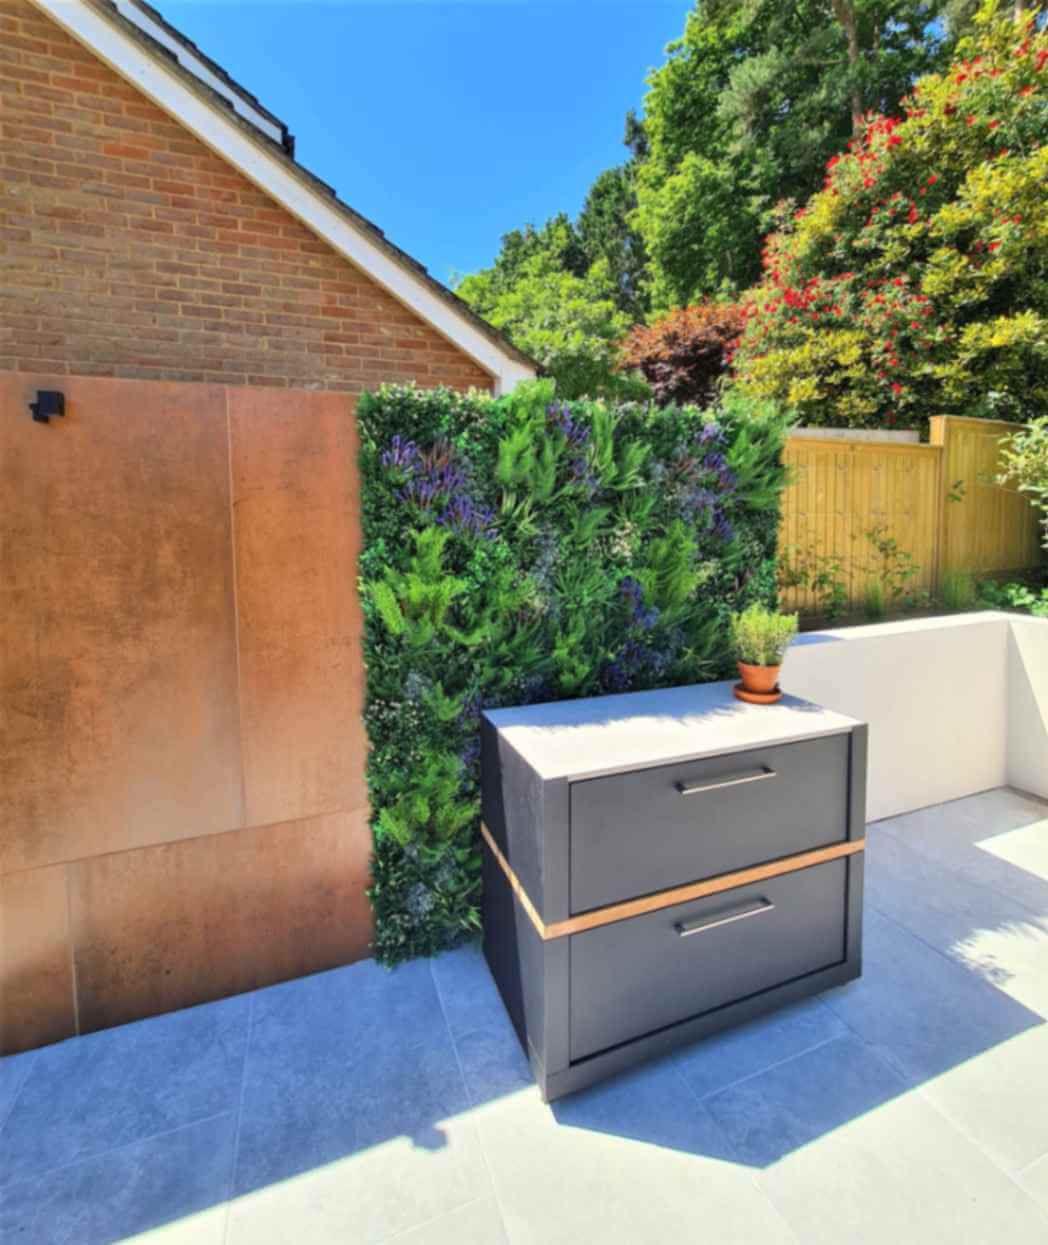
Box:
[162, 1, 694, 285]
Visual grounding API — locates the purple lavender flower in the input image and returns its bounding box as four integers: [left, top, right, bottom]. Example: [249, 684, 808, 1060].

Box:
[713, 510, 736, 543]
[547, 402, 590, 450]
[392, 438, 494, 538]
[438, 494, 496, 539]
[699, 423, 724, 446]
[382, 434, 423, 475]
[459, 736, 481, 770]
[680, 486, 716, 519]
[620, 578, 660, 630]
[568, 455, 599, 495]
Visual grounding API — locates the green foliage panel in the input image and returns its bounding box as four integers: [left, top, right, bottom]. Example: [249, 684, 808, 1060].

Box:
[358, 381, 789, 964]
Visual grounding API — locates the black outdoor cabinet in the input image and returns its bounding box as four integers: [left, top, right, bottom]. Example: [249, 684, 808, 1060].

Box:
[480, 681, 867, 1102]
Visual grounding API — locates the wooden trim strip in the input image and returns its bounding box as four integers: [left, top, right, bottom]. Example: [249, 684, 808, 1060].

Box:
[479, 822, 865, 942]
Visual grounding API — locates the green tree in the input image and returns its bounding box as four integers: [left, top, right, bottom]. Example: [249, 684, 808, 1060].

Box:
[461, 214, 588, 302]
[732, 3, 1048, 430]
[458, 243, 641, 399]
[633, 0, 951, 306]
[577, 164, 650, 320]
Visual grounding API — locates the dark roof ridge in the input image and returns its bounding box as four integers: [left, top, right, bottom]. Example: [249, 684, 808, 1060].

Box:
[99, 0, 295, 154]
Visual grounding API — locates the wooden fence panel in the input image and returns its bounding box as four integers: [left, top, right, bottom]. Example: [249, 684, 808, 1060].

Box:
[780, 439, 942, 614]
[932, 416, 1043, 576]
[779, 416, 1041, 614]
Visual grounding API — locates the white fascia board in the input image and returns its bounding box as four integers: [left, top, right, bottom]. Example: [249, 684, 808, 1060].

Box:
[111, 0, 285, 144]
[30, 0, 536, 392]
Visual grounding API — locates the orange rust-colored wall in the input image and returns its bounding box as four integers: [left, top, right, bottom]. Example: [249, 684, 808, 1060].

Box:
[0, 0, 494, 393]
[0, 374, 376, 1052]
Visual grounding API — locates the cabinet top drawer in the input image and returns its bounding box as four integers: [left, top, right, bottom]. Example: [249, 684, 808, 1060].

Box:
[483, 680, 860, 783]
[570, 733, 850, 913]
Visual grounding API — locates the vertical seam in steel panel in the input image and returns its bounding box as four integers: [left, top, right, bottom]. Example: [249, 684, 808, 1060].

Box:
[64, 862, 81, 1036]
[225, 388, 248, 822]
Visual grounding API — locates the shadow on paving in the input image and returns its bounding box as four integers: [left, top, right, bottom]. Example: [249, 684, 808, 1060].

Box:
[1, 789, 1047, 1242]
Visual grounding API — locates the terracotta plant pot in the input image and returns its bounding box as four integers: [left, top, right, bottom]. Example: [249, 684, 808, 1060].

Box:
[735, 661, 783, 704]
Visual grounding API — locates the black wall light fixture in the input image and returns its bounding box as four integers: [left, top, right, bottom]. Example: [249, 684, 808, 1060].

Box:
[29, 390, 65, 423]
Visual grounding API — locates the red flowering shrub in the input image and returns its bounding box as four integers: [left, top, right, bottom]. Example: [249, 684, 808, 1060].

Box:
[732, 4, 1048, 430]
[619, 301, 745, 407]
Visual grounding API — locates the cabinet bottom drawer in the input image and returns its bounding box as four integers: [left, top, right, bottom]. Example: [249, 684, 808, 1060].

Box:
[569, 859, 847, 1062]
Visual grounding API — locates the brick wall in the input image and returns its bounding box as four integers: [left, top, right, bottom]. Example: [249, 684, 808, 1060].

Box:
[0, 0, 493, 392]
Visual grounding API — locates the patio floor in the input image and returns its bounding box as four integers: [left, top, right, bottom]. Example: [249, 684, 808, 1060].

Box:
[3, 787, 1048, 1244]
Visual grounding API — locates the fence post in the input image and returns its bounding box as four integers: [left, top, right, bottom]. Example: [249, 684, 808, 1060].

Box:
[929, 415, 948, 598]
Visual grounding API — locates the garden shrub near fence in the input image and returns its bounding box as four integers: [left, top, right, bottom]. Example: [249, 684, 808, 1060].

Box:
[358, 381, 789, 963]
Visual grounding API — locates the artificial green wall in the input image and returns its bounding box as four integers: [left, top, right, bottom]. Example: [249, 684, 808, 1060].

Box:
[358, 380, 789, 963]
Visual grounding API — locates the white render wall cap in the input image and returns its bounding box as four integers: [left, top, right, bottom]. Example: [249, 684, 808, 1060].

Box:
[484, 680, 862, 783]
[792, 610, 1017, 644]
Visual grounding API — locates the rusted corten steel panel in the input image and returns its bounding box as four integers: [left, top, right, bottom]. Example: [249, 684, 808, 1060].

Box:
[67, 809, 373, 1033]
[0, 864, 76, 1054]
[1, 375, 373, 1053]
[229, 387, 368, 829]
[0, 374, 244, 877]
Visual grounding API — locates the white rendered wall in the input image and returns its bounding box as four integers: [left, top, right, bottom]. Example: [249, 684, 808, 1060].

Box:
[784, 613, 1012, 822]
[1006, 615, 1048, 800]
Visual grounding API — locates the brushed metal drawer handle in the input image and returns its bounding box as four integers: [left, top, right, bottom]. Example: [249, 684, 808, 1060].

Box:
[675, 898, 774, 937]
[674, 767, 775, 796]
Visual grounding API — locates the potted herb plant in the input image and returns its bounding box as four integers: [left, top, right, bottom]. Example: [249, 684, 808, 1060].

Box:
[730, 604, 799, 704]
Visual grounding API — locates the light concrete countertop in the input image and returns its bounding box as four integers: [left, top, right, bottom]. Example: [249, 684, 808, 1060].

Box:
[484, 679, 862, 782]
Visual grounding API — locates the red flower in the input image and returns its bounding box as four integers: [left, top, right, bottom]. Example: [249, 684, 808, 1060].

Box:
[967, 115, 977, 126]
[989, 241, 1001, 252]
[927, 175, 938, 186]
[908, 205, 919, 224]
[891, 382, 903, 395]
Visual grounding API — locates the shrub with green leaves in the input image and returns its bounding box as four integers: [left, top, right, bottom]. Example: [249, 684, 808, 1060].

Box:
[997, 416, 1048, 550]
[732, 4, 1048, 431]
[977, 576, 1048, 616]
[358, 380, 790, 963]
[730, 604, 799, 667]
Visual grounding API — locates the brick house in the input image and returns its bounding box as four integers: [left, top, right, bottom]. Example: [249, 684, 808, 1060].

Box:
[0, 0, 535, 1053]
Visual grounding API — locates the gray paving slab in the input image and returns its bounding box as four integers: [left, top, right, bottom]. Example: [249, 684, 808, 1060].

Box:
[669, 996, 847, 1100]
[430, 945, 534, 1103]
[378, 1196, 509, 1245]
[867, 821, 1048, 1014]
[1020, 1152, 1048, 1215]
[0, 1050, 34, 1132]
[0, 1113, 235, 1245]
[0, 995, 249, 1188]
[875, 787, 1048, 912]
[473, 1056, 799, 1245]
[707, 1034, 1048, 1245]
[226, 956, 492, 1244]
